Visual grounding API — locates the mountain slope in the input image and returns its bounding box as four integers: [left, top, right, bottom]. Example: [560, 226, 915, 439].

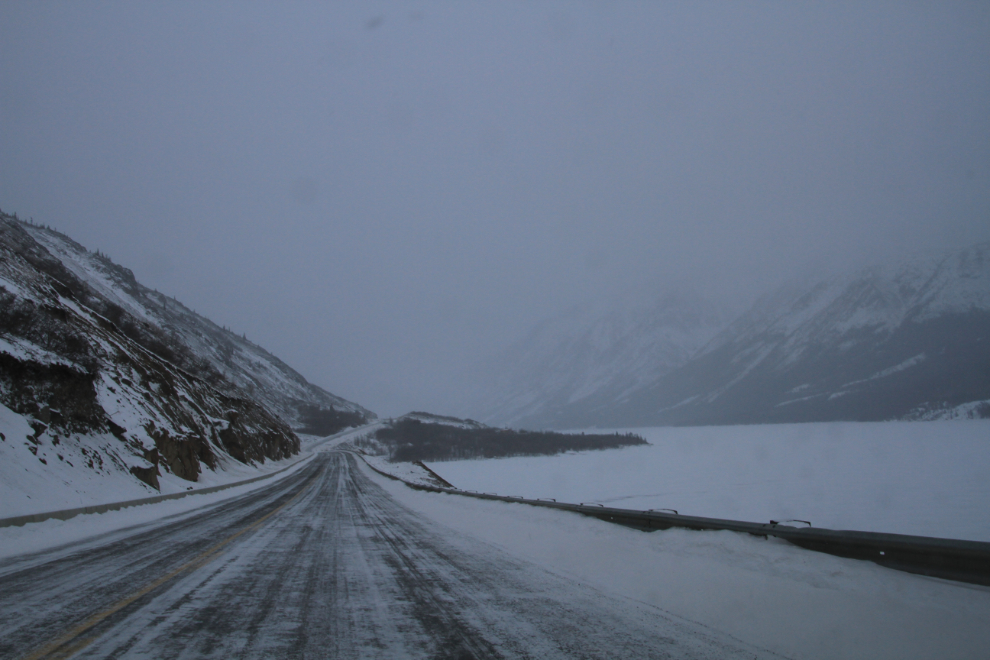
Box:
[0, 213, 372, 506]
[542, 242, 990, 427]
[22, 221, 373, 432]
[469, 293, 733, 428]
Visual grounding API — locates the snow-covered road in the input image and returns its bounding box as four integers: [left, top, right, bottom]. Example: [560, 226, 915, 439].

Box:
[0, 452, 776, 659]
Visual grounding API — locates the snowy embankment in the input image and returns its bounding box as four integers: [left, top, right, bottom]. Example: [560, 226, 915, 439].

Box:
[0, 424, 377, 561]
[357, 452, 453, 488]
[0, 395, 371, 521]
[363, 456, 990, 660]
[0, 400, 301, 520]
[0, 458, 320, 562]
[427, 421, 990, 543]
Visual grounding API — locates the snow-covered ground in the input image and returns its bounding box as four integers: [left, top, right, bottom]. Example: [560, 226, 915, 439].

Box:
[2, 435, 986, 659]
[0, 410, 299, 520]
[427, 421, 990, 542]
[0, 397, 375, 520]
[367, 459, 990, 660]
[0, 425, 379, 561]
[0, 434, 398, 564]
[358, 452, 454, 488]
[0, 456, 319, 562]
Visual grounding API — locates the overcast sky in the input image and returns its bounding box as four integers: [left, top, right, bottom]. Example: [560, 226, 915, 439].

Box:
[2, 2, 989, 417]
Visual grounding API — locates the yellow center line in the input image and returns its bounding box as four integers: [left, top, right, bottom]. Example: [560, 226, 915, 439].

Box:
[21, 472, 320, 660]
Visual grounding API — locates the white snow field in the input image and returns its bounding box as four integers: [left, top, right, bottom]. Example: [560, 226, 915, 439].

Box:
[1, 437, 986, 659]
[428, 420, 990, 542]
[368, 459, 990, 660]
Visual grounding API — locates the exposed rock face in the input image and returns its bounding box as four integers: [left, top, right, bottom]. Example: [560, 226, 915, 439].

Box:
[0, 214, 350, 488]
[19, 220, 374, 430]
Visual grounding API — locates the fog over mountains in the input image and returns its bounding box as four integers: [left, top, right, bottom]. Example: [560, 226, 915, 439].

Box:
[470, 293, 733, 428]
[2, 205, 988, 502]
[470, 241, 990, 429]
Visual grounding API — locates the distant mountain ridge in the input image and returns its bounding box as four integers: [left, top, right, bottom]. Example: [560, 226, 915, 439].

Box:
[473, 242, 990, 428]
[469, 292, 734, 428]
[0, 213, 373, 495]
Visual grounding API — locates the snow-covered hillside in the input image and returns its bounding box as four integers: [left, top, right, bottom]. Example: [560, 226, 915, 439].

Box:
[475, 242, 990, 428]
[0, 214, 372, 509]
[470, 292, 732, 428]
[22, 221, 373, 430]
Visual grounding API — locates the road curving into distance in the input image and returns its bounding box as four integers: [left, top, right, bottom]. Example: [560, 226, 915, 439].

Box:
[0, 452, 783, 659]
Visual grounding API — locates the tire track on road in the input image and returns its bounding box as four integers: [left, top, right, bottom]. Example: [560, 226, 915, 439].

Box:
[2, 452, 784, 659]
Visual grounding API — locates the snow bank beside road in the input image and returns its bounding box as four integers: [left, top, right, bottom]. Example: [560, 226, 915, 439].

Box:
[0, 425, 377, 564]
[0, 404, 373, 522]
[0, 455, 315, 562]
[357, 452, 454, 488]
[363, 460, 990, 660]
[430, 420, 990, 542]
[0, 398, 306, 519]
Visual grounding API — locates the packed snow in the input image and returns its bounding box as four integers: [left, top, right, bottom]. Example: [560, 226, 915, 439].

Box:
[426, 421, 990, 542]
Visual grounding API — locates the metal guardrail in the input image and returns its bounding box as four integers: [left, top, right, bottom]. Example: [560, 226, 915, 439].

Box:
[360, 456, 990, 587]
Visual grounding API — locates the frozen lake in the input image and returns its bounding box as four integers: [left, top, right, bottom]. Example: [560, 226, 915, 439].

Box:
[428, 420, 990, 542]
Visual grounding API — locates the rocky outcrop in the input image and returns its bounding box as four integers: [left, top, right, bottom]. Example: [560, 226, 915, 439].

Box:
[0, 215, 302, 488]
[19, 219, 373, 430]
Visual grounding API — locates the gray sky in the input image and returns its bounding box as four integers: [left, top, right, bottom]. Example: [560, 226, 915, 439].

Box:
[2, 1, 989, 417]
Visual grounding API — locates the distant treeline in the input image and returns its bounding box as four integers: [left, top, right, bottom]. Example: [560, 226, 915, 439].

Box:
[298, 404, 366, 436]
[375, 418, 647, 463]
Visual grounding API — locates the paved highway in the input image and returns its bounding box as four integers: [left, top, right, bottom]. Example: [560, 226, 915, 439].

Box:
[0, 452, 781, 659]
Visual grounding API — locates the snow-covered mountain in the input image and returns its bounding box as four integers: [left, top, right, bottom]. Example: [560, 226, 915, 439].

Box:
[0, 213, 373, 504]
[469, 292, 733, 428]
[473, 242, 990, 428]
[20, 221, 372, 432]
